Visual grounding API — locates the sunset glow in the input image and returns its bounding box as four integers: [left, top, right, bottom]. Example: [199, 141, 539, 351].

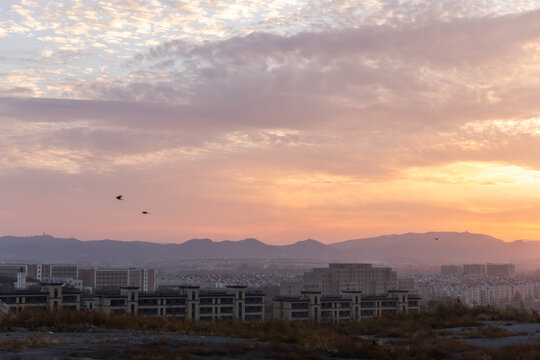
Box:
[2, 1, 540, 243]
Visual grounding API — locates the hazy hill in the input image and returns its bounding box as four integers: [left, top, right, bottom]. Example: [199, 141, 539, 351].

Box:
[330, 232, 524, 263]
[1, 232, 540, 265]
[0, 235, 341, 264]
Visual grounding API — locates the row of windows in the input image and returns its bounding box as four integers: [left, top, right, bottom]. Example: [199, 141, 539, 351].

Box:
[291, 311, 309, 318]
[200, 306, 234, 314]
[245, 306, 263, 313]
[320, 302, 351, 309]
[0, 296, 49, 304]
[199, 297, 236, 305]
[291, 302, 309, 309]
[199, 315, 234, 321]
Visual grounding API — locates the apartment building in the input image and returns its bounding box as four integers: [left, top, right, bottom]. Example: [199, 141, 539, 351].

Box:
[0, 282, 81, 312]
[87, 285, 264, 320]
[441, 265, 462, 276]
[486, 264, 516, 277]
[78, 268, 155, 292]
[0, 264, 78, 281]
[302, 263, 397, 296]
[0, 264, 38, 280]
[39, 264, 78, 280]
[463, 264, 487, 275]
[273, 290, 420, 322]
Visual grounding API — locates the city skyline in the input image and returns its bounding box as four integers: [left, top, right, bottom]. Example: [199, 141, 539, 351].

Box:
[2, 1, 540, 244]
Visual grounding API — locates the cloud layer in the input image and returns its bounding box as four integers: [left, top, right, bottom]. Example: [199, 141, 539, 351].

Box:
[2, 1, 540, 243]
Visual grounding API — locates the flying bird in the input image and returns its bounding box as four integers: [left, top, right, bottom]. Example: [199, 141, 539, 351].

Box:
[116, 195, 124, 200]
[435, 237, 439, 241]
[141, 211, 149, 214]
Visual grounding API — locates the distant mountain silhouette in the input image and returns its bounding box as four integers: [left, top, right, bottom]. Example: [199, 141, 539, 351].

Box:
[330, 231, 531, 263]
[0, 235, 341, 264]
[1, 232, 540, 265]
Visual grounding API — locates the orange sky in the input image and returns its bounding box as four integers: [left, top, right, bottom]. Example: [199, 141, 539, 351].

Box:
[2, 1, 540, 244]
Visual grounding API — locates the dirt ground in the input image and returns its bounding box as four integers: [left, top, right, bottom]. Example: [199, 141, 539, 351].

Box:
[1, 321, 540, 359]
[0, 327, 264, 359]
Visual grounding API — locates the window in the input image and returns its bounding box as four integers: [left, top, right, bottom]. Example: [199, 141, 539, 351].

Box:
[138, 308, 158, 315]
[0, 297, 15, 304]
[139, 299, 158, 306]
[245, 306, 262, 313]
[166, 307, 185, 315]
[200, 307, 213, 314]
[168, 298, 185, 305]
[111, 299, 125, 306]
[62, 296, 77, 303]
[220, 306, 233, 314]
[245, 297, 262, 304]
[381, 301, 395, 308]
[291, 311, 308, 319]
[291, 302, 308, 309]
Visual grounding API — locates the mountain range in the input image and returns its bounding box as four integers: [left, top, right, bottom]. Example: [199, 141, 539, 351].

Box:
[1, 232, 540, 265]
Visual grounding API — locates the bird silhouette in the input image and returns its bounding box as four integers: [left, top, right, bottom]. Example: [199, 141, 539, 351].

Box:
[435, 237, 439, 241]
[141, 211, 149, 214]
[116, 195, 124, 200]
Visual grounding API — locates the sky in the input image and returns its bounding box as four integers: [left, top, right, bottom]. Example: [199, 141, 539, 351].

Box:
[2, 0, 540, 244]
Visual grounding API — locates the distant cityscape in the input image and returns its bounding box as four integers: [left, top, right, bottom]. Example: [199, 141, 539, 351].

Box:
[2, 258, 539, 322]
[0, 261, 421, 323]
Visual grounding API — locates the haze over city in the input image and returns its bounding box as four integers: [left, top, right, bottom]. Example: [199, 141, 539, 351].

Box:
[2, 0, 540, 244]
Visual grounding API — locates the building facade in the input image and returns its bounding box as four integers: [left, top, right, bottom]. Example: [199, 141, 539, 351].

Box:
[273, 290, 420, 322]
[0, 264, 38, 280]
[0, 282, 81, 312]
[87, 285, 264, 320]
[41, 264, 78, 280]
[78, 268, 155, 292]
[441, 265, 462, 276]
[463, 264, 487, 275]
[302, 264, 397, 296]
[0, 264, 78, 281]
[486, 264, 516, 277]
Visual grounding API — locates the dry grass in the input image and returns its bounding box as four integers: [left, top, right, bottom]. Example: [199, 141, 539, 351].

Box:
[463, 325, 527, 339]
[0, 335, 74, 352]
[1, 303, 540, 359]
[463, 344, 540, 360]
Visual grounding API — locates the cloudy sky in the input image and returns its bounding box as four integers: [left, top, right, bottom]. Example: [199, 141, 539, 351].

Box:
[2, 0, 540, 244]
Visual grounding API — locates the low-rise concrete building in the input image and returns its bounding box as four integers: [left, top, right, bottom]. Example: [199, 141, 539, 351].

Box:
[87, 285, 265, 321]
[273, 290, 420, 322]
[0, 282, 81, 312]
